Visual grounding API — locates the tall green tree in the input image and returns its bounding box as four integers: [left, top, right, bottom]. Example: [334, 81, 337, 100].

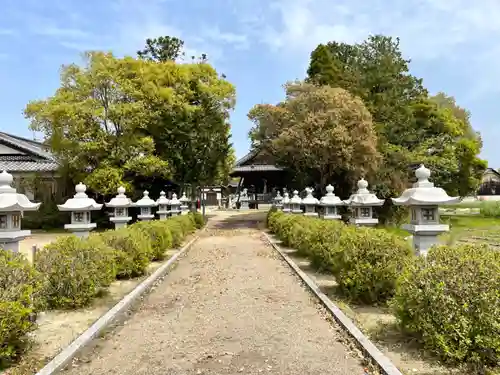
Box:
[248, 82, 380, 195]
[137, 36, 234, 187]
[25, 51, 236, 196]
[306, 35, 486, 199]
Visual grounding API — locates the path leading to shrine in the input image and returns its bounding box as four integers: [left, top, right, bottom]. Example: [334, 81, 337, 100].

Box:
[61, 212, 365, 375]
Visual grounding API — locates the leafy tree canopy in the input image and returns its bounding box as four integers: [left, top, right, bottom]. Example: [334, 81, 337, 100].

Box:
[249, 82, 380, 195]
[26, 48, 235, 196]
[305, 34, 486, 198]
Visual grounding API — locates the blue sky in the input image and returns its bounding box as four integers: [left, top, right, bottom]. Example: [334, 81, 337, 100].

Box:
[1, 0, 500, 166]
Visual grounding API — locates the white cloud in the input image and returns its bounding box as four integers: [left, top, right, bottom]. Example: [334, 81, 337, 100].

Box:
[244, 0, 500, 97]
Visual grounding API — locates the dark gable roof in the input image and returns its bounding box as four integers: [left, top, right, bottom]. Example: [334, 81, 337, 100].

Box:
[484, 167, 500, 178]
[232, 149, 284, 174]
[0, 132, 59, 172]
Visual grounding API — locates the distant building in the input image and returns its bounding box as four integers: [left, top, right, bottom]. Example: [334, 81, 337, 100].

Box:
[477, 168, 500, 196]
[0, 132, 61, 200]
[230, 149, 291, 204]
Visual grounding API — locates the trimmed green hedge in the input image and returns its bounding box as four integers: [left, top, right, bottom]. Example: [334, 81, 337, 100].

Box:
[0, 211, 204, 368]
[267, 210, 500, 370]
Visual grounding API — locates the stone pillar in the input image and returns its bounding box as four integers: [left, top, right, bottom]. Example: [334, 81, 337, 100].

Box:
[302, 187, 319, 217]
[344, 178, 384, 226]
[319, 184, 343, 220]
[290, 190, 302, 214]
[134, 191, 156, 221]
[392, 164, 460, 256]
[58, 182, 103, 238]
[0, 170, 41, 252]
[239, 188, 250, 210]
[156, 191, 170, 220]
[105, 186, 132, 229]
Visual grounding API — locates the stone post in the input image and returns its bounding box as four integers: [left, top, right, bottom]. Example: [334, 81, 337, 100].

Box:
[179, 192, 190, 215]
[170, 193, 181, 216]
[319, 184, 343, 220]
[105, 186, 132, 229]
[156, 191, 170, 220]
[282, 191, 291, 213]
[302, 187, 319, 217]
[134, 191, 156, 221]
[344, 178, 384, 226]
[290, 190, 302, 214]
[0, 170, 41, 252]
[58, 182, 103, 238]
[239, 188, 250, 210]
[392, 164, 460, 256]
[273, 190, 284, 210]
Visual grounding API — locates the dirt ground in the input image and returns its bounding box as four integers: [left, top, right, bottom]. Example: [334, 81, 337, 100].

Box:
[283, 249, 466, 375]
[60, 213, 366, 375]
[18, 232, 71, 263]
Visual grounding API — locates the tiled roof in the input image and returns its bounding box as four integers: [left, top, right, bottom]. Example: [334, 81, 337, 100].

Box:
[232, 164, 283, 172]
[0, 159, 59, 172]
[0, 132, 59, 172]
[235, 150, 258, 166]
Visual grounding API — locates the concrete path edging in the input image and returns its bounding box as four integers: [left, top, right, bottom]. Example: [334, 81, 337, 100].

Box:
[35, 232, 204, 375]
[262, 231, 403, 375]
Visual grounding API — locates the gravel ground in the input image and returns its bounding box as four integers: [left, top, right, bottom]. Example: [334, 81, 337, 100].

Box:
[61, 214, 365, 375]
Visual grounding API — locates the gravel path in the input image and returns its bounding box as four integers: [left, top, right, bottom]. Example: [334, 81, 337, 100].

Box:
[61, 215, 365, 375]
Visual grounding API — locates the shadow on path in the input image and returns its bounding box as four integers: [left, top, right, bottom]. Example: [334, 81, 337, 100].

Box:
[210, 211, 267, 230]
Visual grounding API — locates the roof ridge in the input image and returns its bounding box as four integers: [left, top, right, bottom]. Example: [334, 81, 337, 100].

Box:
[0, 132, 55, 161]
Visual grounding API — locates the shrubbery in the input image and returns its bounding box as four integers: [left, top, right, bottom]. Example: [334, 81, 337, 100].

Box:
[267, 210, 500, 370]
[391, 243, 500, 368]
[332, 226, 412, 304]
[35, 235, 117, 309]
[0, 211, 204, 369]
[0, 250, 43, 366]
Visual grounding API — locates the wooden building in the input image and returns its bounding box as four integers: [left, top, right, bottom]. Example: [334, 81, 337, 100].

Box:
[478, 168, 500, 196]
[230, 149, 291, 204]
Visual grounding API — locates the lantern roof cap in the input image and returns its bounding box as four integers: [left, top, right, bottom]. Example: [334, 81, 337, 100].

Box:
[58, 182, 102, 211]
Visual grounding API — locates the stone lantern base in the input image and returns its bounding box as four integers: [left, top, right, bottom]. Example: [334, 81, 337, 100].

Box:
[0, 230, 32, 253]
[64, 223, 97, 238]
[401, 223, 449, 256]
[350, 217, 379, 226]
[240, 201, 249, 210]
[137, 214, 155, 221]
[110, 216, 132, 229]
[304, 210, 318, 217]
[157, 210, 169, 220]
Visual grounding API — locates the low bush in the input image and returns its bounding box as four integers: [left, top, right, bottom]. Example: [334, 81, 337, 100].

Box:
[333, 227, 412, 304]
[98, 227, 152, 279]
[267, 212, 412, 302]
[191, 211, 206, 229]
[302, 219, 345, 271]
[391, 243, 500, 369]
[479, 201, 500, 218]
[34, 235, 116, 309]
[0, 251, 43, 366]
[130, 221, 173, 261]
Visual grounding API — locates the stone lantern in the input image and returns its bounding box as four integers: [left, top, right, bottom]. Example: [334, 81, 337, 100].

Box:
[273, 190, 284, 210]
[392, 164, 460, 256]
[156, 191, 170, 220]
[319, 184, 343, 220]
[290, 190, 302, 214]
[344, 178, 384, 226]
[58, 182, 103, 238]
[0, 170, 41, 252]
[179, 192, 190, 215]
[302, 187, 319, 217]
[105, 186, 132, 229]
[282, 191, 291, 213]
[170, 193, 181, 216]
[134, 191, 156, 221]
[239, 188, 250, 210]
